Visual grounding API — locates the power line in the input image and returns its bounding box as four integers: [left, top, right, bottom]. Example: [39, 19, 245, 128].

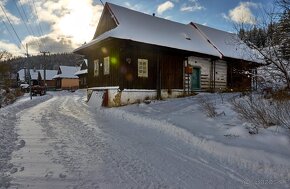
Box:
[99, 0, 104, 6]
[31, 0, 44, 36]
[18, 0, 37, 37]
[16, 0, 44, 51]
[1, 20, 20, 49]
[13, 0, 35, 37]
[0, 4, 26, 50]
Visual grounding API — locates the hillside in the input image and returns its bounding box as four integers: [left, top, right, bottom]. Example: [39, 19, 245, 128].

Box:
[1, 53, 84, 72]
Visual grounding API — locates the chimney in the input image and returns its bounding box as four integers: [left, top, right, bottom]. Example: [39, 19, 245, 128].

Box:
[153, 13, 155, 17]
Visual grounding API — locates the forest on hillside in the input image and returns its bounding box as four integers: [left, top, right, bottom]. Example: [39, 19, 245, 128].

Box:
[0, 53, 84, 72]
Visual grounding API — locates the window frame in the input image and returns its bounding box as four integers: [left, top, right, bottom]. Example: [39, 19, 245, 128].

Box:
[104, 57, 110, 75]
[138, 59, 148, 78]
[93, 59, 99, 77]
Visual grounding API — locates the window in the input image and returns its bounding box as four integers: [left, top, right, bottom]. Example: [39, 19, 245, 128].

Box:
[104, 57, 110, 75]
[138, 59, 148, 78]
[94, 59, 99, 77]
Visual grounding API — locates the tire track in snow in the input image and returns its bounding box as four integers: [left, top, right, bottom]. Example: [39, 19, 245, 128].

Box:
[39, 92, 170, 188]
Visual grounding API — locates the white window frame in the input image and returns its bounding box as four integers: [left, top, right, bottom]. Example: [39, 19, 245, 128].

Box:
[104, 57, 110, 75]
[138, 59, 148, 78]
[94, 59, 99, 77]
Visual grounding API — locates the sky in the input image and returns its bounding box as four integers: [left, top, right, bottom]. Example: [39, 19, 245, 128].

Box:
[0, 0, 276, 57]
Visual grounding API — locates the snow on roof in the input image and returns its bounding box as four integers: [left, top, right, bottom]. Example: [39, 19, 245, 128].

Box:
[18, 69, 58, 81]
[53, 66, 80, 79]
[192, 23, 264, 63]
[39, 70, 58, 80]
[74, 3, 221, 58]
[74, 3, 264, 64]
[75, 69, 88, 76]
[18, 69, 39, 81]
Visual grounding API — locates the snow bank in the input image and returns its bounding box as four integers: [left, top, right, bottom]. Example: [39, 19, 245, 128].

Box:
[99, 93, 290, 182]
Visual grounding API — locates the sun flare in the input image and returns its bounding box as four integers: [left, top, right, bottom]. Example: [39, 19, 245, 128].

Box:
[58, 0, 102, 45]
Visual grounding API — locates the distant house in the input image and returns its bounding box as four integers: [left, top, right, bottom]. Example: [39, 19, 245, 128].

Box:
[74, 3, 262, 107]
[18, 69, 42, 85]
[40, 70, 58, 90]
[18, 69, 58, 90]
[75, 61, 88, 89]
[53, 66, 80, 90]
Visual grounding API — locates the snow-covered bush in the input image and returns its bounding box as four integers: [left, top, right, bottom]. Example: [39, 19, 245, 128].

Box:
[0, 88, 23, 108]
[232, 94, 290, 130]
[198, 96, 217, 117]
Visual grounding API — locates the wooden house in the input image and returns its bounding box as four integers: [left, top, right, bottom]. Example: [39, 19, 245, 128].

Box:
[40, 70, 58, 90]
[53, 66, 80, 90]
[75, 61, 88, 89]
[18, 69, 58, 90]
[18, 69, 42, 86]
[74, 3, 262, 107]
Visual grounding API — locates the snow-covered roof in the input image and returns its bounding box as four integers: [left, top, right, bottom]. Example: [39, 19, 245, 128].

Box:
[75, 69, 88, 76]
[18, 69, 39, 81]
[74, 3, 221, 58]
[18, 69, 58, 81]
[39, 70, 58, 80]
[74, 3, 263, 64]
[192, 23, 263, 63]
[53, 66, 80, 79]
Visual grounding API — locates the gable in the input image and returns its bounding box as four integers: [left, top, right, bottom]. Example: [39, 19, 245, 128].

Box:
[93, 4, 118, 39]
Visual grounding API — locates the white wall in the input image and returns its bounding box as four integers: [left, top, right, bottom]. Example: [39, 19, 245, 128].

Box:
[188, 56, 211, 90]
[187, 57, 227, 91]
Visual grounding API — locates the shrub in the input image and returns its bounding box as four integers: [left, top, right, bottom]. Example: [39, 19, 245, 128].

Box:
[232, 95, 290, 129]
[199, 96, 217, 117]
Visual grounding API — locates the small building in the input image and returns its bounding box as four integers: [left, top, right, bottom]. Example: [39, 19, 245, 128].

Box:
[53, 66, 80, 90]
[18, 69, 58, 90]
[40, 70, 58, 90]
[74, 3, 262, 107]
[18, 69, 42, 86]
[75, 61, 88, 89]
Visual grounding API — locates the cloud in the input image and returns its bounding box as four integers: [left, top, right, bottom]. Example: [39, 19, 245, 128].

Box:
[1, 0, 104, 56]
[157, 1, 174, 15]
[180, 0, 205, 12]
[0, 1, 21, 24]
[227, 2, 257, 24]
[124, 2, 143, 11]
[0, 40, 23, 57]
[22, 34, 76, 54]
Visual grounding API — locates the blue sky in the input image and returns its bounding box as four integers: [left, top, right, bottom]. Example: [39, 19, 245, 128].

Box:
[0, 0, 275, 56]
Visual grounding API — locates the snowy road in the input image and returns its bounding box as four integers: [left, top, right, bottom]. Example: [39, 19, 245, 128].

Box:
[1, 91, 290, 188]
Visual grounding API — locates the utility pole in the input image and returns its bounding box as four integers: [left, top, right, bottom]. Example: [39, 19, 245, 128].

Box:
[26, 43, 32, 100]
[40, 51, 49, 94]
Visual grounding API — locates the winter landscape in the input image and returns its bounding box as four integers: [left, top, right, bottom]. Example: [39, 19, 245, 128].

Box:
[0, 0, 290, 188]
[0, 90, 289, 189]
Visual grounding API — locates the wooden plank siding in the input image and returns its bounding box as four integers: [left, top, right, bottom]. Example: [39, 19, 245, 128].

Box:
[93, 4, 117, 39]
[214, 60, 227, 90]
[83, 39, 186, 90]
[227, 60, 253, 90]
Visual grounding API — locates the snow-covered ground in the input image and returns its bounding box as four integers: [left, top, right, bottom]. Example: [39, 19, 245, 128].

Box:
[0, 90, 290, 189]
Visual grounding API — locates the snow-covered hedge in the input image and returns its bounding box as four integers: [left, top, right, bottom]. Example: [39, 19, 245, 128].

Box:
[0, 88, 23, 108]
[232, 94, 290, 130]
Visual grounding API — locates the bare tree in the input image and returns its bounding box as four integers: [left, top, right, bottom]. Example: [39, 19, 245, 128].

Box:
[0, 51, 12, 61]
[238, 0, 290, 90]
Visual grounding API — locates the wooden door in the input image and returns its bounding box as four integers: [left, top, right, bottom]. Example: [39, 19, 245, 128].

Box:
[191, 68, 200, 90]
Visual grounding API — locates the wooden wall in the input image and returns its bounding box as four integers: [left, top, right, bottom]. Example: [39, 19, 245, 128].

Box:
[84, 39, 185, 90]
[214, 60, 227, 90]
[93, 5, 117, 39]
[188, 57, 227, 91]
